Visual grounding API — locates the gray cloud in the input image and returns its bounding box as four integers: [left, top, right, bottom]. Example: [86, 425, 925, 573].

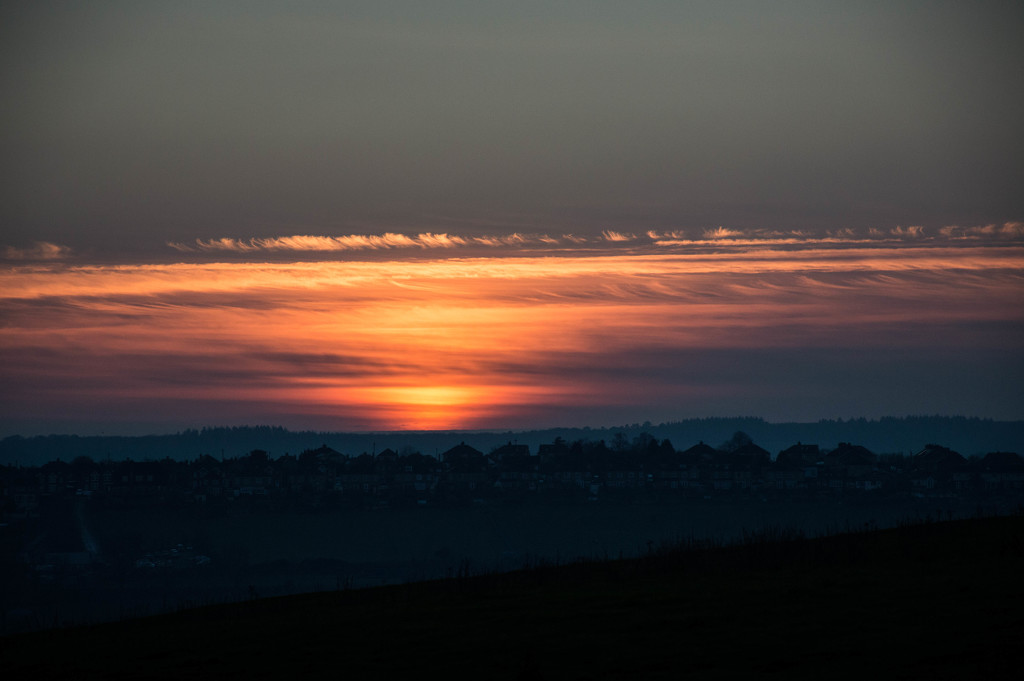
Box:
[2, 242, 72, 260]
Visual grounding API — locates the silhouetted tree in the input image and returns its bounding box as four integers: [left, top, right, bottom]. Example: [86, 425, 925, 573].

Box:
[719, 431, 753, 453]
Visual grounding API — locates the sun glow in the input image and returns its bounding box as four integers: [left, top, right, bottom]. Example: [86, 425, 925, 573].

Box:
[1, 241, 1022, 432]
[350, 386, 490, 431]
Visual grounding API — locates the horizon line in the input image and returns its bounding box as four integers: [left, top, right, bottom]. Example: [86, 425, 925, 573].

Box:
[2, 413, 1017, 441]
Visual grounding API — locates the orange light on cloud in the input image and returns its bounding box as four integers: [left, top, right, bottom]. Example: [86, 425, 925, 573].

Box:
[1, 242, 1022, 432]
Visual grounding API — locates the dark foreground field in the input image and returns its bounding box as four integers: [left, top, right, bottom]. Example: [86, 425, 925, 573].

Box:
[2, 514, 1022, 680]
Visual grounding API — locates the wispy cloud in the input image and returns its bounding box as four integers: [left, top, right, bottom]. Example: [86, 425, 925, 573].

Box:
[3, 237, 1023, 431]
[939, 221, 1024, 239]
[164, 222, 1023, 257]
[169, 232, 572, 252]
[999, 221, 1024, 237]
[704, 227, 743, 239]
[2, 242, 72, 260]
[891, 225, 925, 238]
[601, 230, 635, 242]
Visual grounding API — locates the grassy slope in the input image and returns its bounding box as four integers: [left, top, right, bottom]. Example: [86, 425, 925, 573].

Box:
[2, 515, 1023, 680]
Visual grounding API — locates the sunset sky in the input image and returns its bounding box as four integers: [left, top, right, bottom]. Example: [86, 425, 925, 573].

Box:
[2, 2, 1022, 436]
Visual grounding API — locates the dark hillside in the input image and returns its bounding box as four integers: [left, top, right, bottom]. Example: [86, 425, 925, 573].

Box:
[2, 514, 1023, 679]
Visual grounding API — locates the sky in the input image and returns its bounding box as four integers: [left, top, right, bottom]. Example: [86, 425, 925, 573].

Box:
[1, 1, 1022, 436]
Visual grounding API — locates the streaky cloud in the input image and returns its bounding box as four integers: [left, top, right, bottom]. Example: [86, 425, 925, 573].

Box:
[704, 227, 743, 239]
[940, 221, 1024, 239]
[891, 225, 925, 238]
[3, 235, 1023, 431]
[2, 242, 72, 261]
[163, 221, 1023, 259]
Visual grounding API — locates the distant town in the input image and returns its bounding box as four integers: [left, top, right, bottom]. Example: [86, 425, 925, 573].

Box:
[4, 431, 1023, 519]
[3, 427, 1024, 635]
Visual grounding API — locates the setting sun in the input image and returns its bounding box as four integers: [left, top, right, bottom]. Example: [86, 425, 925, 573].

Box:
[2, 238, 1021, 434]
[356, 386, 490, 431]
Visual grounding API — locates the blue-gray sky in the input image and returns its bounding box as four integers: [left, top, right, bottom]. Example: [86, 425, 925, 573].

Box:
[3, 1, 1022, 252]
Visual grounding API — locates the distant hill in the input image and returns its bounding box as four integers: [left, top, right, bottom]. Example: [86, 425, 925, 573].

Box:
[2, 416, 1022, 466]
[3, 514, 1022, 679]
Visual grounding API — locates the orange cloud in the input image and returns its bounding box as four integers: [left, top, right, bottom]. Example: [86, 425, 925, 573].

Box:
[2, 238, 1022, 431]
[704, 226, 743, 239]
